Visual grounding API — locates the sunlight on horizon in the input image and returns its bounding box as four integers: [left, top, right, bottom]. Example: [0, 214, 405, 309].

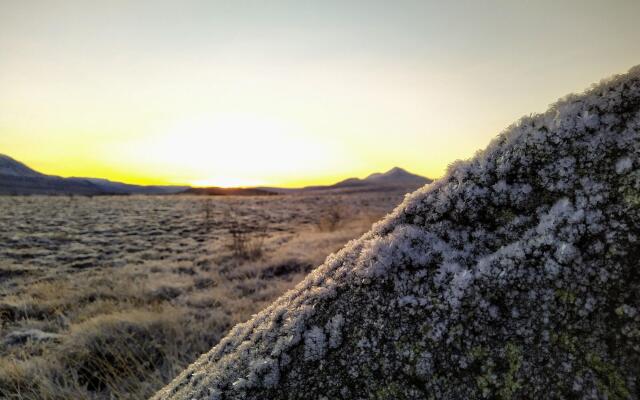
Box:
[191, 178, 265, 188]
[101, 113, 353, 187]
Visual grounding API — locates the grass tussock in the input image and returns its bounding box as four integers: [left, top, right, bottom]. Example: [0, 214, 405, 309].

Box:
[0, 307, 231, 399]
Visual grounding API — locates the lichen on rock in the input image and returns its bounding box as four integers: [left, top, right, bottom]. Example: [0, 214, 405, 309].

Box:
[154, 65, 640, 399]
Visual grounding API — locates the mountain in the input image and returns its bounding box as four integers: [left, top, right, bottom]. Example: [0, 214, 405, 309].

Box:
[0, 155, 104, 195]
[260, 167, 432, 194]
[0, 154, 44, 177]
[0, 154, 188, 195]
[332, 166, 431, 188]
[0, 154, 427, 196]
[155, 65, 640, 399]
[74, 178, 188, 195]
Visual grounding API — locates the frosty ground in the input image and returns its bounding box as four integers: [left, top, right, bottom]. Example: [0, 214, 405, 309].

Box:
[0, 191, 406, 399]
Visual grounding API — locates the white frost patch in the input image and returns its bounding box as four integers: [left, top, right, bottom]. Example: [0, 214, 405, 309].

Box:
[325, 314, 345, 349]
[447, 269, 474, 309]
[303, 326, 327, 361]
[615, 157, 633, 174]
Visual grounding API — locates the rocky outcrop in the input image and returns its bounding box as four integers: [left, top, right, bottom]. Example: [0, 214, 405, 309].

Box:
[155, 65, 640, 399]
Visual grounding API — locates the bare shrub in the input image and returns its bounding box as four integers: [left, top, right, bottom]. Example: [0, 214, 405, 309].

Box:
[202, 199, 213, 232]
[229, 225, 266, 261]
[315, 201, 348, 232]
[225, 209, 266, 261]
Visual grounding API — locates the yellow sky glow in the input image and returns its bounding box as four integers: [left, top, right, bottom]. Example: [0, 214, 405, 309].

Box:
[1, 1, 639, 187]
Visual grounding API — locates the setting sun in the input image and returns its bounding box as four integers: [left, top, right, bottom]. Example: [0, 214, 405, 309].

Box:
[104, 113, 347, 187]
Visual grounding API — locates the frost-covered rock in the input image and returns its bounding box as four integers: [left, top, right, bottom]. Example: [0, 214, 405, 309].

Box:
[154, 66, 640, 399]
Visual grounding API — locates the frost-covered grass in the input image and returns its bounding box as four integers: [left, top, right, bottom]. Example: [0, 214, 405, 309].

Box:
[0, 192, 404, 399]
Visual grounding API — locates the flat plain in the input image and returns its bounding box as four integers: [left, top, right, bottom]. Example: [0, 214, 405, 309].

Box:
[0, 191, 406, 399]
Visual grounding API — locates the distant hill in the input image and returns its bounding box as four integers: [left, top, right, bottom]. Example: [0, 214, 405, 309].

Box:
[332, 166, 431, 188]
[0, 154, 44, 177]
[0, 154, 430, 196]
[260, 167, 432, 194]
[72, 178, 188, 195]
[0, 154, 188, 195]
[0, 155, 104, 195]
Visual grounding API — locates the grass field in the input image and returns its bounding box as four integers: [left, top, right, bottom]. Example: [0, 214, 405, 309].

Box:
[0, 191, 405, 399]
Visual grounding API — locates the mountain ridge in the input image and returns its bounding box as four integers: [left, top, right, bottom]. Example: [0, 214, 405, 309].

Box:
[0, 154, 46, 178]
[259, 167, 432, 194]
[0, 154, 188, 195]
[334, 166, 431, 188]
[0, 154, 430, 196]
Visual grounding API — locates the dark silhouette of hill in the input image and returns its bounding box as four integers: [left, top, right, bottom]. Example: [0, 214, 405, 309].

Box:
[332, 167, 431, 188]
[0, 155, 104, 195]
[155, 65, 640, 399]
[260, 167, 432, 194]
[0, 154, 188, 195]
[0, 154, 44, 177]
[0, 154, 427, 196]
[71, 177, 188, 195]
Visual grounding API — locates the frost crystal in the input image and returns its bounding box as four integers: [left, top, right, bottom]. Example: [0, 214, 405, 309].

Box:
[615, 157, 633, 174]
[325, 314, 344, 349]
[303, 326, 327, 361]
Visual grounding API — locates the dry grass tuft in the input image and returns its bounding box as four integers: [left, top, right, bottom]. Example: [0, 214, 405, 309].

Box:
[0, 307, 231, 399]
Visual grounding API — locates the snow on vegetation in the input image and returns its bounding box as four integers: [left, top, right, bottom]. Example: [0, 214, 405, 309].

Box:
[155, 65, 640, 399]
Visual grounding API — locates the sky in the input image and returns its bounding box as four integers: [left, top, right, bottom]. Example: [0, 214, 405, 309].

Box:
[1, 0, 639, 187]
